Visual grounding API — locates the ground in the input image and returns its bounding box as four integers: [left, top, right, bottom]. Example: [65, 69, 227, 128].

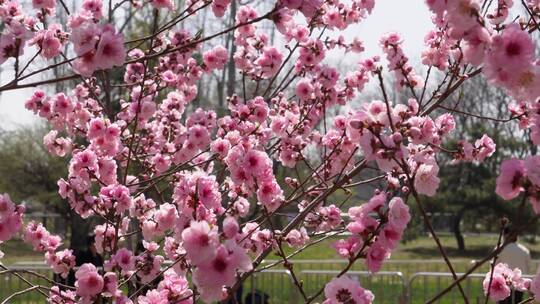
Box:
[1, 234, 538, 303]
[274, 233, 540, 261]
[5, 233, 537, 264]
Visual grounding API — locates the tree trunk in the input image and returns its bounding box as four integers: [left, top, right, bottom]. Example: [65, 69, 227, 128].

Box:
[69, 210, 91, 252]
[453, 207, 466, 252]
[226, 0, 237, 99]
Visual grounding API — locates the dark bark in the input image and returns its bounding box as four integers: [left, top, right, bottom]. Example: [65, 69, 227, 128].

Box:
[69, 210, 92, 252]
[225, 0, 237, 99]
[453, 207, 467, 252]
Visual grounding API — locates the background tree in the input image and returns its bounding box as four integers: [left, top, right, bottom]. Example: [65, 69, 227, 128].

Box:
[425, 77, 535, 251]
[0, 125, 99, 251]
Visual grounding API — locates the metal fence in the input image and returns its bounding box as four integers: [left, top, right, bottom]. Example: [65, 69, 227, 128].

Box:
[407, 272, 535, 304]
[0, 264, 52, 303]
[1, 261, 537, 303]
[243, 269, 297, 304]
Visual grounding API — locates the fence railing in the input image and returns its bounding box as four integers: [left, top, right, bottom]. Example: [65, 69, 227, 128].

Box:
[407, 272, 535, 304]
[1, 261, 537, 303]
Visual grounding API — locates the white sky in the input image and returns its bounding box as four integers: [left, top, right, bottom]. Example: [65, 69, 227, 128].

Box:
[0, 0, 432, 129]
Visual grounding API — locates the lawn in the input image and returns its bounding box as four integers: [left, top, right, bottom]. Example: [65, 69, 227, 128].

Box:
[5, 233, 537, 264]
[2, 234, 538, 303]
[272, 232, 540, 261]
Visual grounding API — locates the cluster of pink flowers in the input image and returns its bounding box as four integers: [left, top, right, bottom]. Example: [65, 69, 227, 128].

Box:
[303, 203, 342, 233]
[22, 222, 76, 278]
[483, 263, 530, 301]
[380, 32, 424, 89]
[343, 192, 411, 272]
[425, 0, 540, 102]
[47, 286, 77, 304]
[421, 24, 453, 70]
[1, 0, 540, 302]
[69, 3, 126, 76]
[455, 134, 497, 162]
[495, 156, 540, 211]
[0, 194, 24, 242]
[29, 23, 68, 59]
[202, 46, 228, 71]
[0, 0, 125, 74]
[137, 269, 192, 303]
[43, 130, 72, 157]
[75, 264, 104, 300]
[71, 263, 126, 303]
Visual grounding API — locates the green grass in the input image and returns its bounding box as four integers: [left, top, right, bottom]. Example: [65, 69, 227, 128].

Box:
[1, 240, 43, 265]
[2, 235, 538, 303]
[5, 234, 539, 264]
[273, 233, 540, 261]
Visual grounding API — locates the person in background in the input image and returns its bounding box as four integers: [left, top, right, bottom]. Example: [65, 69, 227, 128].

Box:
[497, 227, 531, 304]
[76, 233, 104, 267]
[66, 233, 104, 286]
[244, 290, 269, 304]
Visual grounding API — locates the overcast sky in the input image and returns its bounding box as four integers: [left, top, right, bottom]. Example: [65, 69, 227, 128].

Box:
[0, 0, 432, 130]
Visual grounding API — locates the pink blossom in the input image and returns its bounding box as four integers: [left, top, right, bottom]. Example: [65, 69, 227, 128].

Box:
[4, 1, 540, 301]
[94, 224, 116, 254]
[435, 113, 456, 135]
[414, 162, 440, 197]
[211, 138, 231, 157]
[72, 23, 125, 76]
[44, 130, 72, 157]
[82, 0, 103, 18]
[192, 241, 252, 302]
[23, 221, 60, 252]
[333, 236, 362, 258]
[525, 155, 540, 187]
[94, 25, 126, 70]
[243, 150, 270, 176]
[99, 184, 132, 213]
[284, 227, 309, 248]
[483, 263, 515, 301]
[75, 263, 104, 297]
[203, 46, 228, 71]
[48, 286, 77, 303]
[136, 254, 165, 284]
[256, 179, 284, 212]
[212, 0, 231, 17]
[113, 248, 135, 273]
[483, 274, 511, 301]
[150, 0, 174, 10]
[323, 276, 374, 304]
[30, 24, 66, 59]
[32, 0, 55, 10]
[0, 193, 16, 221]
[157, 269, 193, 301]
[138, 289, 169, 304]
[530, 266, 540, 298]
[474, 134, 496, 162]
[388, 197, 411, 230]
[365, 241, 389, 273]
[484, 24, 535, 86]
[45, 249, 75, 278]
[254, 47, 283, 78]
[496, 159, 525, 200]
[223, 216, 239, 239]
[102, 272, 120, 297]
[181, 221, 219, 265]
[296, 78, 313, 100]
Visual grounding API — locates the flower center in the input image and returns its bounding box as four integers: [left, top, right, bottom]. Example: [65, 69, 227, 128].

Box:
[336, 288, 355, 303]
[505, 41, 522, 57]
